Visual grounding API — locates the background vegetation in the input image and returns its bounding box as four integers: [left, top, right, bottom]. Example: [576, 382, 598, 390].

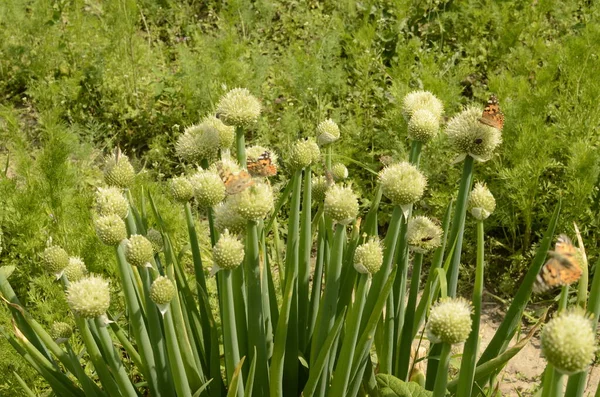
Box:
[0, 0, 599, 393]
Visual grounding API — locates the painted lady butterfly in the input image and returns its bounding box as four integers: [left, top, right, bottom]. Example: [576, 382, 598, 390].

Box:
[478, 94, 505, 131]
[217, 162, 255, 195]
[247, 151, 277, 177]
[533, 234, 582, 293]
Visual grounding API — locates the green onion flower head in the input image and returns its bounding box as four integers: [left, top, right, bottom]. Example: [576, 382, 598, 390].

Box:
[41, 246, 69, 277]
[95, 214, 127, 246]
[426, 297, 473, 345]
[379, 162, 427, 208]
[50, 322, 73, 343]
[331, 163, 349, 181]
[66, 275, 110, 318]
[408, 109, 440, 143]
[354, 238, 383, 275]
[124, 235, 154, 267]
[407, 216, 443, 253]
[468, 182, 496, 220]
[175, 124, 221, 163]
[146, 228, 164, 253]
[317, 119, 340, 145]
[150, 276, 176, 306]
[104, 152, 135, 189]
[95, 187, 128, 219]
[402, 91, 444, 121]
[230, 182, 274, 222]
[446, 106, 502, 162]
[324, 185, 359, 225]
[289, 138, 320, 169]
[216, 88, 261, 128]
[212, 230, 245, 273]
[64, 257, 87, 282]
[541, 309, 596, 375]
[170, 176, 194, 203]
[189, 169, 226, 208]
[214, 200, 247, 235]
[312, 175, 330, 202]
[202, 114, 235, 150]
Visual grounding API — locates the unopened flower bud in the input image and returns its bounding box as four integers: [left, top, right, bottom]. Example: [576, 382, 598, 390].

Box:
[468, 182, 496, 220]
[317, 119, 340, 145]
[331, 163, 349, 181]
[50, 322, 73, 343]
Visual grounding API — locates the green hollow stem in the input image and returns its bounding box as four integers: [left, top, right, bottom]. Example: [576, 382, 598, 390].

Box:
[236, 126, 246, 167]
[221, 269, 243, 395]
[298, 167, 312, 353]
[447, 155, 474, 296]
[114, 245, 160, 396]
[163, 305, 193, 397]
[456, 220, 485, 397]
[245, 220, 269, 396]
[307, 210, 326, 348]
[395, 252, 424, 380]
[432, 343, 452, 397]
[566, 256, 600, 396]
[184, 203, 208, 294]
[93, 317, 137, 397]
[329, 274, 370, 396]
[310, 223, 346, 391]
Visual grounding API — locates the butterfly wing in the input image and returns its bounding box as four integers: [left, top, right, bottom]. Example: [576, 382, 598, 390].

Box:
[247, 151, 277, 177]
[224, 170, 254, 195]
[478, 94, 505, 131]
[533, 234, 582, 293]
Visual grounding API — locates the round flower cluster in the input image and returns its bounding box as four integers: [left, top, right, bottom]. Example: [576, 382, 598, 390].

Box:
[212, 230, 245, 272]
[312, 175, 330, 202]
[41, 246, 69, 276]
[406, 216, 443, 253]
[146, 228, 164, 253]
[317, 119, 340, 145]
[104, 152, 135, 189]
[150, 276, 176, 306]
[229, 182, 274, 222]
[124, 235, 154, 267]
[50, 322, 73, 343]
[95, 214, 127, 246]
[446, 107, 502, 162]
[214, 201, 247, 235]
[408, 109, 440, 143]
[426, 297, 473, 345]
[331, 163, 349, 181]
[324, 185, 359, 225]
[379, 162, 427, 207]
[541, 310, 596, 375]
[170, 176, 194, 203]
[289, 138, 320, 169]
[402, 91, 444, 121]
[175, 123, 221, 163]
[354, 239, 383, 275]
[66, 275, 111, 319]
[216, 88, 262, 128]
[468, 182, 496, 220]
[95, 187, 129, 219]
[64, 257, 87, 282]
[189, 169, 226, 208]
[201, 114, 235, 150]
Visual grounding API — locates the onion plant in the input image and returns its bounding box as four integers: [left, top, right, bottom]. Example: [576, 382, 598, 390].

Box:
[1, 88, 597, 397]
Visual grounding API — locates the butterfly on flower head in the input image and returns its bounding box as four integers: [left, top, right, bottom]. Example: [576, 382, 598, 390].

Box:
[247, 151, 277, 177]
[216, 162, 254, 195]
[478, 94, 505, 131]
[533, 234, 582, 294]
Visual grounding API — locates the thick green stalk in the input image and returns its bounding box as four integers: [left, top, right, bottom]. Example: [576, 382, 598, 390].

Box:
[74, 316, 121, 396]
[184, 203, 208, 293]
[114, 245, 160, 396]
[221, 269, 243, 395]
[329, 275, 370, 396]
[298, 167, 312, 352]
[283, 169, 302, 393]
[447, 155, 474, 296]
[565, 255, 600, 396]
[310, 223, 346, 391]
[432, 343, 452, 397]
[231, 266, 248, 370]
[163, 305, 193, 397]
[456, 220, 485, 397]
[307, 211, 326, 348]
[235, 126, 246, 166]
[395, 252, 424, 380]
[93, 318, 137, 396]
[245, 221, 269, 396]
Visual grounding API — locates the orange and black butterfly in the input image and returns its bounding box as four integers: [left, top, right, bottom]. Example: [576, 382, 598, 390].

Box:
[247, 151, 277, 177]
[478, 94, 505, 131]
[533, 234, 582, 293]
[216, 163, 255, 195]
